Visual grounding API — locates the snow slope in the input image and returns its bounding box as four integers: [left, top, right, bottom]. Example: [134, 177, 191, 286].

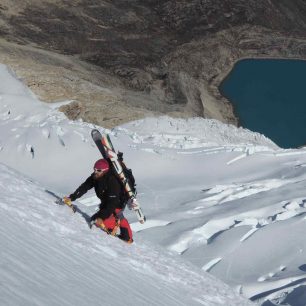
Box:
[0, 64, 254, 305]
[1, 63, 306, 305]
[119, 118, 306, 306]
[0, 163, 251, 306]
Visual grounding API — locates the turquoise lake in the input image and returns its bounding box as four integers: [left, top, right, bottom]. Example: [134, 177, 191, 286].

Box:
[219, 59, 306, 148]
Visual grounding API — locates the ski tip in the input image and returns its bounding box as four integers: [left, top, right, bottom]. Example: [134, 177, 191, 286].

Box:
[91, 128, 102, 134]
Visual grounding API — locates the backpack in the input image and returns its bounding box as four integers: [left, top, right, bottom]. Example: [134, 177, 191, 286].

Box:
[122, 164, 137, 195]
[117, 151, 137, 195]
[109, 152, 137, 207]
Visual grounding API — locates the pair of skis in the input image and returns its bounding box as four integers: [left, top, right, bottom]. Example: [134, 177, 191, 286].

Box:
[91, 129, 146, 224]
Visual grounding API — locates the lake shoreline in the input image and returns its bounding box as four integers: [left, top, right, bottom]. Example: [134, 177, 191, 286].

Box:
[218, 58, 306, 148]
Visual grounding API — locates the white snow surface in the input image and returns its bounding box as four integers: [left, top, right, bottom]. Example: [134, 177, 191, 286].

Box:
[1, 63, 306, 306]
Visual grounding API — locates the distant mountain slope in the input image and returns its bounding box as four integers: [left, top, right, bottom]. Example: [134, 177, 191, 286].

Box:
[0, 1, 306, 127]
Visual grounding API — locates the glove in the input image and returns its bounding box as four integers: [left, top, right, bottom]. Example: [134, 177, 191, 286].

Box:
[62, 196, 76, 213]
[63, 196, 72, 207]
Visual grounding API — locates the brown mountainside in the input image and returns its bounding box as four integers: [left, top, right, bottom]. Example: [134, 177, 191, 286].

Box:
[0, 0, 306, 127]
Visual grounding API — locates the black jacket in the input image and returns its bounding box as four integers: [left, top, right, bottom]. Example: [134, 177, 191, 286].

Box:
[70, 172, 123, 220]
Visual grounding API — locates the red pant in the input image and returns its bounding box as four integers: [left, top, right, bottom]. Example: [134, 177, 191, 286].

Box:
[102, 209, 133, 241]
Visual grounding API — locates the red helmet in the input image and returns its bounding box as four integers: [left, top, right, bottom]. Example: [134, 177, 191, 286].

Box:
[93, 159, 110, 172]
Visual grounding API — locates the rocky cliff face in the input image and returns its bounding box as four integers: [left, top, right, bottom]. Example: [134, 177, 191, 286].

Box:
[0, 0, 306, 127]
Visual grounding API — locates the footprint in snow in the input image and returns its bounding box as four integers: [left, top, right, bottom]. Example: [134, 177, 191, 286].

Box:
[56, 126, 65, 136]
[41, 128, 51, 139]
[25, 144, 34, 158]
[55, 126, 66, 146]
[58, 136, 65, 147]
